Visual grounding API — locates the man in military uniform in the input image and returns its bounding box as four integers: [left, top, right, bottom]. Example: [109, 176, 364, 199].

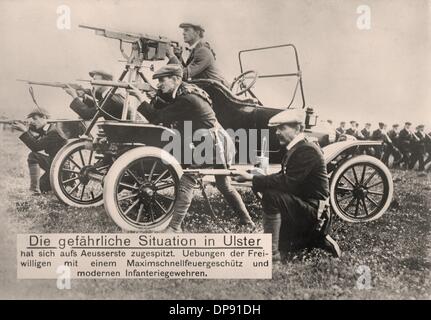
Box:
[388, 124, 400, 146]
[63, 70, 129, 121]
[381, 128, 401, 167]
[371, 122, 387, 160]
[353, 122, 371, 154]
[166, 22, 229, 87]
[387, 124, 402, 167]
[398, 122, 414, 169]
[335, 121, 346, 141]
[425, 130, 431, 168]
[11, 109, 67, 194]
[353, 122, 364, 140]
[232, 109, 341, 260]
[361, 123, 372, 140]
[132, 65, 255, 231]
[409, 124, 426, 171]
[345, 121, 357, 137]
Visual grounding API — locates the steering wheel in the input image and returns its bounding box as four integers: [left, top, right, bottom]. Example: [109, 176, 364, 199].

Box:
[230, 70, 258, 96]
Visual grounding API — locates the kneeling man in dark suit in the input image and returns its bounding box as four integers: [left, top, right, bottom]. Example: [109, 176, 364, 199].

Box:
[233, 109, 341, 260]
[12, 108, 67, 194]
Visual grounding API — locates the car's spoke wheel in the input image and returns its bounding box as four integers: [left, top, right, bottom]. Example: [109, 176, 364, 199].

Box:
[330, 155, 393, 222]
[104, 147, 183, 231]
[50, 139, 107, 207]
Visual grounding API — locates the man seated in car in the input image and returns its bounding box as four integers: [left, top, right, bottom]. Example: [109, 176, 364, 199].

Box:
[166, 22, 230, 87]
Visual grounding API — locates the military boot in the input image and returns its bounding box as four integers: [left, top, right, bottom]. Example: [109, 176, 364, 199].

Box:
[28, 163, 41, 195]
[263, 212, 282, 261]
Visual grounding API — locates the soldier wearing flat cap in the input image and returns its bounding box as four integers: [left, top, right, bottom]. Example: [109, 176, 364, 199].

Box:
[232, 109, 341, 260]
[345, 121, 357, 137]
[354, 122, 365, 140]
[371, 122, 388, 160]
[360, 123, 371, 140]
[166, 22, 229, 87]
[398, 122, 414, 169]
[352, 122, 371, 154]
[63, 70, 128, 121]
[383, 124, 402, 167]
[380, 125, 402, 166]
[424, 129, 431, 168]
[388, 124, 400, 146]
[133, 64, 255, 232]
[11, 108, 67, 194]
[335, 121, 346, 141]
[409, 124, 426, 171]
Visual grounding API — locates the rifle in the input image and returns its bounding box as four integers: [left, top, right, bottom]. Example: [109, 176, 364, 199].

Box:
[78, 79, 154, 91]
[409, 129, 421, 142]
[17, 80, 90, 93]
[0, 119, 83, 125]
[383, 131, 393, 145]
[79, 24, 180, 62]
[183, 168, 238, 176]
[0, 120, 27, 126]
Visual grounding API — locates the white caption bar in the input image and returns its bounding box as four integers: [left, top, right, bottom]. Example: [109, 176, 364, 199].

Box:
[17, 233, 272, 279]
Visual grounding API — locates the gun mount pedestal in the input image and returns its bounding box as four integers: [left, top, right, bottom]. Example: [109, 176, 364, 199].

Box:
[118, 41, 153, 121]
[82, 34, 158, 136]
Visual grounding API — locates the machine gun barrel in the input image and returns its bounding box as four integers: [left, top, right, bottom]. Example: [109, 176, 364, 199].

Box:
[79, 24, 180, 61]
[17, 80, 88, 91]
[79, 24, 179, 46]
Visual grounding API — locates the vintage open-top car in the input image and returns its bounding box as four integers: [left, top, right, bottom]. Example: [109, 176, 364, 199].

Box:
[48, 29, 393, 231]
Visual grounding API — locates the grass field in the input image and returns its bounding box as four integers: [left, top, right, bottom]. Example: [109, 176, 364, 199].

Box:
[0, 131, 430, 299]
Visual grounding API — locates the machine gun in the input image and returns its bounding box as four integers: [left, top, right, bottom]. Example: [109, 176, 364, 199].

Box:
[79, 25, 180, 62]
[78, 24, 178, 127]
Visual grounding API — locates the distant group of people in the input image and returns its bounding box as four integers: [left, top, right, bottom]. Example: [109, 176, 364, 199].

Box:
[330, 120, 431, 171]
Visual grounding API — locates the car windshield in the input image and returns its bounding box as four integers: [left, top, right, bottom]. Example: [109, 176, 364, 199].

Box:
[239, 45, 304, 109]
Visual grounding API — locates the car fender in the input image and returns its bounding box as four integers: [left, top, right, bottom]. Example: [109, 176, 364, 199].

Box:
[322, 140, 382, 163]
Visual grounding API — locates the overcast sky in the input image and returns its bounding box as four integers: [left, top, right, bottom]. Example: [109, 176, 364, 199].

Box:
[0, 0, 429, 128]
